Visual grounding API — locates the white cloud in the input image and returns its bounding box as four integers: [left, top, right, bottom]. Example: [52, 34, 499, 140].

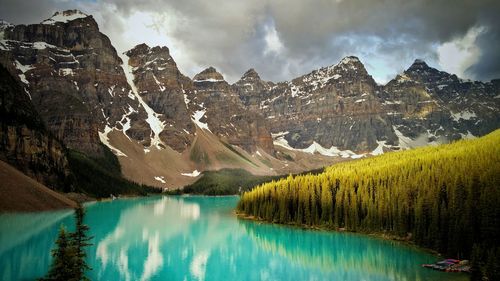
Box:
[263, 22, 284, 56]
[1, 0, 498, 83]
[438, 26, 485, 79]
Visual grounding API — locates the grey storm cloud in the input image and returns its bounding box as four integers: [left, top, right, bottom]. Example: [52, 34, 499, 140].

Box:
[1, 0, 499, 83]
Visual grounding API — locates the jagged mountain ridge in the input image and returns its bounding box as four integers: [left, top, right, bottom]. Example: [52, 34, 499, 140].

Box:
[1, 10, 499, 189]
[233, 57, 500, 153]
[0, 10, 298, 188]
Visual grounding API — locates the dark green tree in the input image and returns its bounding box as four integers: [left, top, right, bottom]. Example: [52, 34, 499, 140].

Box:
[70, 204, 93, 281]
[42, 204, 93, 281]
[43, 226, 75, 281]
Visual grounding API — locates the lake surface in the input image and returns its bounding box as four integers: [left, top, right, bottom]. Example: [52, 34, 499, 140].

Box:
[0, 195, 468, 281]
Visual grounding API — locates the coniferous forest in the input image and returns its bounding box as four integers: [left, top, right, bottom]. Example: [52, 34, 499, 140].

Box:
[237, 130, 500, 280]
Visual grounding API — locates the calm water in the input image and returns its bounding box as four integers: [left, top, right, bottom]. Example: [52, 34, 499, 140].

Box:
[0, 195, 468, 281]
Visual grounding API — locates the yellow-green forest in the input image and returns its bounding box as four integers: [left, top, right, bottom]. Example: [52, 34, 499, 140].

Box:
[237, 130, 500, 280]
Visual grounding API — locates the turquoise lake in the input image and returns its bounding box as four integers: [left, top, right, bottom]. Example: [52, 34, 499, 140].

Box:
[0, 195, 469, 281]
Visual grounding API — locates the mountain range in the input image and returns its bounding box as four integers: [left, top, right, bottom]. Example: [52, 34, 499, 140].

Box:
[1, 10, 499, 192]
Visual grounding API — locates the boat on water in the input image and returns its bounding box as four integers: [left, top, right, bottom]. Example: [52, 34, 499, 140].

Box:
[422, 259, 471, 273]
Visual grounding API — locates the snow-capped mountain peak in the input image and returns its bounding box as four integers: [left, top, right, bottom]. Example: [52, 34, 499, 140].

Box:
[42, 10, 89, 25]
[339, 56, 361, 65]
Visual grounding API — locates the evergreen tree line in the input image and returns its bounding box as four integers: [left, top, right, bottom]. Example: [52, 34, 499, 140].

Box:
[41, 204, 93, 281]
[237, 130, 500, 280]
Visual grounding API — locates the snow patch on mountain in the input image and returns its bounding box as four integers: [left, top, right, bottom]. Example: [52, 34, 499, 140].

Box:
[183, 93, 190, 108]
[42, 10, 88, 25]
[371, 141, 388, 155]
[118, 104, 137, 140]
[192, 109, 211, 132]
[451, 110, 477, 121]
[153, 74, 165, 92]
[154, 176, 166, 183]
[181, 170, 201, 177]
[193, 78, 224, 83]
[301, 141, 364, 159]
[14, 60, 34, 84]
[98, 125, 128, 157]
[33, 41, 58, 50]
[272, 131, 364, 159]
[120, 53, 166, 149]
[393, 126, 413, 149]
[108, 85, 116, 97]
[272, 132, 294, 150]
[58, 68, 74, 76]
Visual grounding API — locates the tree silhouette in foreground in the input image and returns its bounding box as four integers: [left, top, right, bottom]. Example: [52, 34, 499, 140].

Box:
[44, 227, 75, 281]
[41, 204, 93, 281]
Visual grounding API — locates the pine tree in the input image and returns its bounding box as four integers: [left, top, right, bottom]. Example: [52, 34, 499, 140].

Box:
[42, 204, 93, 281]
[42, 226, 75, 281]
[70, 204, 93, 281]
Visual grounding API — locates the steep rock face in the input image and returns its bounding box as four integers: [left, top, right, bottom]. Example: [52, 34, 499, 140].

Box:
[233, 68, 275, 112]
[1, 10, 498, 189]
[234, 57, 396, 152]
[188, 67, 274, 154]
[0, 10, 149, 156]
[0, 65, 71, 191]
[0, 11, 278, 189]
[380, 60, 500, 147]
[234, 57, 499, 154]
[125, 44, 194, 152]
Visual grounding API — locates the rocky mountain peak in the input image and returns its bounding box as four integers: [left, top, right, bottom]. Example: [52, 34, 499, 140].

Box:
[287, 55, 373, 95]
[127, 43, 171, 56]
[0, 19, 13, 28]
[241, 68, 261, 81]
[336, 56, 368, 72]
[126, 43, 151, 57]
[404, 59, 459, 86]
[41, 10, 90, 25]
[339, 55, 361, 64]
[126, 43, 175, 70]
[150, 45, 170, 55]
[193, 67, 225, 82]
[407, 59, 431, 72]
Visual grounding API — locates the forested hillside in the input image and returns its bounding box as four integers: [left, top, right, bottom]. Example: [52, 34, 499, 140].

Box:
[237, 130, 500, 280]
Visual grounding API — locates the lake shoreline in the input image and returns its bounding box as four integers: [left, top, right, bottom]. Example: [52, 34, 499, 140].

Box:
[1, 195, 469, 281]
[235, 211, 445, 258]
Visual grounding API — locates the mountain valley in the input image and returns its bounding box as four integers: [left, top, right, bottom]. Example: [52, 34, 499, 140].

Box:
[1, 10, 499, 192]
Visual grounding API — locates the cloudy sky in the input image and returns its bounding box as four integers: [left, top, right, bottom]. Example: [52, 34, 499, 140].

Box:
[1, 0, 499, 84]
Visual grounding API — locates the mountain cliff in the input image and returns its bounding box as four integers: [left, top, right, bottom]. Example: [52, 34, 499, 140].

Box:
[0, 64, 71, 191]
[1, 10, 499, 190]
[233, 57, 500, 155]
